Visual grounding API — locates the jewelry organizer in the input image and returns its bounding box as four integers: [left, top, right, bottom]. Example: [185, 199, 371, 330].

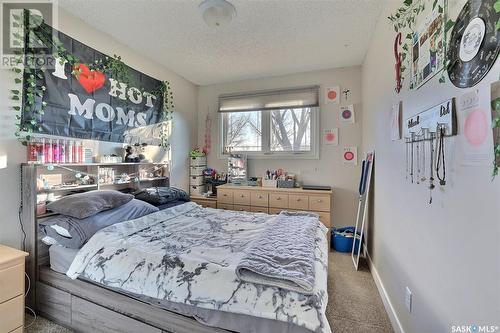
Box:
[403, 98, 457, 204]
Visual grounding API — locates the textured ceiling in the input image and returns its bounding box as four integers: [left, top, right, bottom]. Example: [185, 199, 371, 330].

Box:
[59, 0, 384, 85]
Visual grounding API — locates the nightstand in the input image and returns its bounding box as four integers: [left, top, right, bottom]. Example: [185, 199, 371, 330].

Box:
[0, 245, 29, 333]
[191, 195, 217, 208]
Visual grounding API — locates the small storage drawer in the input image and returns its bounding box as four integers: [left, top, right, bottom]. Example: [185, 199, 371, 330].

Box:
[309, 195, 331, 212]
[189, 156, 206, 166]
[250, 206, 269, 214]
[189, 175, 205, 186]
[36, 282, 72, 327]
[217, 203, 234, 210]
[269, 193, 288, 208]
[189, 166, 206, 175]
[250, 192, 268, 207]
[0, 263, 24, 303]
[233, 205, 250, 212]
[269, 208, 284, 215]
[218, 189, 234, 204]
[0, 295, 24, 333]
[233, 190, 251, 205]
[189, 185, 206, 196]
[72, 296, 161, 333]
[288, 194, 309, 210]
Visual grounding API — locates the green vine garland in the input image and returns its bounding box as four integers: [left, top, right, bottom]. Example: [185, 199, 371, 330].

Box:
[388, 0, 455, 88]
[10, 10, 173, 150]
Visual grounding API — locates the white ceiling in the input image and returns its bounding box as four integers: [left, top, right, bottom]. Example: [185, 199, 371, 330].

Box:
[59, 0, 384, 86]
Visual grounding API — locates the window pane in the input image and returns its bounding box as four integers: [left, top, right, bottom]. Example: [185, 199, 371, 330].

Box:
[223, 111, 262, 152]
[271, 108, 311, 152]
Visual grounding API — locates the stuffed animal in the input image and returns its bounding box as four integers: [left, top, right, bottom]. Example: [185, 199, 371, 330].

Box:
[124, 143, 147, 163]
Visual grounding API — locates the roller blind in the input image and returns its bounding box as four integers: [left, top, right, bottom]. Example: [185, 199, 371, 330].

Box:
[218, 85, 319, 113]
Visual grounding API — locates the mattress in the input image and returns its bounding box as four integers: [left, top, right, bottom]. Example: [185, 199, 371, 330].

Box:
[48, 244, 313, 333]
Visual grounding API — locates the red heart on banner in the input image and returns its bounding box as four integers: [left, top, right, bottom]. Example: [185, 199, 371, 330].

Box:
[74, 64, 106, 94]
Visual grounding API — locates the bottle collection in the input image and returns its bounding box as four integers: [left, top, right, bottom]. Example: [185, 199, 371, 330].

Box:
[27, 137, 84, 164]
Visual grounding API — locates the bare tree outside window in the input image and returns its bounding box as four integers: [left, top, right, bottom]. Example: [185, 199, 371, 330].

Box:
[223, 111, 262, 152]
[271, 108, 311, 151]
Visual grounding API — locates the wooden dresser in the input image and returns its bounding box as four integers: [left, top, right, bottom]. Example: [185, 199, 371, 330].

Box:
[190, 195, 217, 208]
[216, 184, 332, 229]
[0, 245, 29, 333]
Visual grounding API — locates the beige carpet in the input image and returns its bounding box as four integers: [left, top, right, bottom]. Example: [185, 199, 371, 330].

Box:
[26, 252, 393, 333]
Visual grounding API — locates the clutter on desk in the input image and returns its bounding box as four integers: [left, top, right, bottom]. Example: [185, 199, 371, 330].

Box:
[124, 143, 148, 163]
[262, 169, 296, 188]
[228, 154, 247, 184]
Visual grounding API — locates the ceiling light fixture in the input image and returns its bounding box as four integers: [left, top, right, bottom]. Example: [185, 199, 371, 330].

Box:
[199, 0, 236, 28]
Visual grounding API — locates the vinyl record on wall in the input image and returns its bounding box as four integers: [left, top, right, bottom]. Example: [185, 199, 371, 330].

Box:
[447, 0, 500, 88]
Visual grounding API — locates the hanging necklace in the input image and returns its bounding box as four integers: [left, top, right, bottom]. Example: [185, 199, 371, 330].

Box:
[410, 135, 414, 184]
[416, 137, 420, 184]
[436, 127, 446, 186]
[421, 132, 426, 182]
[405, 138, 409, 181]
[428, 132, 435, 204]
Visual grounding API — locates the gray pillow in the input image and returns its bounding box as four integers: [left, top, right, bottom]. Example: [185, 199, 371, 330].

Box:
[47, 190, 133, 219]
[40, 199, 159, 249]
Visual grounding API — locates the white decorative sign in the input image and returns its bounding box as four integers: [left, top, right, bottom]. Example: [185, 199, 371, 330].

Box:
[404, 98, 456, 138]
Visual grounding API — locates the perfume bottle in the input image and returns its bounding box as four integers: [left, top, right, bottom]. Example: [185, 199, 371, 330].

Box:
[67, 140, 74, 163]
[45, 138, 53, 164]
[59, 139, 66, 164]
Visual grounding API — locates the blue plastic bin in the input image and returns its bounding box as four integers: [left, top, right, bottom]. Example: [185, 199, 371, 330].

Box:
[332, 226, 362, 254]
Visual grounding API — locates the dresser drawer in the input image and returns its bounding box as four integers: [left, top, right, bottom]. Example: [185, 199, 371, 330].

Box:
[269, 208, 283, 215]
[250, 192, 268, 207]
[233, 190, 251, 205]
[233, 205, 250, 212]
[0, 294, 24, 333]
[288, 194, 309, 210]
[218, 190, 234, 204]
[0, 263, 24, 303]
[72, 296, 161, 333]
[309, 195, 331, 212]
[217, 203, 234, 210]
[269, 193, 288, 208]
[315, 211, 331, 228]
[250, 206, 269, 214]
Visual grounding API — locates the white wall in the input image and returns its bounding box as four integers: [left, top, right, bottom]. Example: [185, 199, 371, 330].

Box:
[0, 8, 198, 248]
[197, 67, 363, 227]
[362, 2, 500, 333]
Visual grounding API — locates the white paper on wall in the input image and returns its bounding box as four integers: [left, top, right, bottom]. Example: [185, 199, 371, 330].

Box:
[323, 128, 339, 146]
[457, 89, 491, 167]
[325, 86, 340, 104]
[390, 101, 402, 141]
[343, 146, 358, 166]
[340, 105, 355, 124]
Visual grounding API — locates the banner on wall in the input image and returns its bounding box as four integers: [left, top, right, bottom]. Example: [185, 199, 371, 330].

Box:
[21, 25, 164, 143]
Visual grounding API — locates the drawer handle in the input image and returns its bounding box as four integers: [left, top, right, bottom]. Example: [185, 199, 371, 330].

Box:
[223, 194, 227, 197]
[296, 198, 301, 201]
[258, 195, 263, 199]
[276, 197, 281, 200]
[317, 199, 322, 203]
[240, 194, 245, 198]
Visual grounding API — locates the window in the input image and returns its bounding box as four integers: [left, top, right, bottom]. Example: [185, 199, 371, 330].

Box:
[220, 86, 319, 158]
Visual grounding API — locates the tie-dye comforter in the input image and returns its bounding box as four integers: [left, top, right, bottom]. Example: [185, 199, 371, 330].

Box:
[66, 202, 331, 333]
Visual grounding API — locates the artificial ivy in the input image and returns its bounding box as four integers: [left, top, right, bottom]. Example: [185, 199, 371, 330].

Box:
[10, 10, 174, 150]
[387, 0, 455, 88]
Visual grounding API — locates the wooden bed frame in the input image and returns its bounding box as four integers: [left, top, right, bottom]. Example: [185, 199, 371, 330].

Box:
[21, 163, 233, 333]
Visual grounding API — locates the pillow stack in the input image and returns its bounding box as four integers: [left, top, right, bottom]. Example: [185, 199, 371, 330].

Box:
[40, 190, 159, 248]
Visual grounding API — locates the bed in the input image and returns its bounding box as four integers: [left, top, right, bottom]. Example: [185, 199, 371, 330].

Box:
[33, 200, 330, 333]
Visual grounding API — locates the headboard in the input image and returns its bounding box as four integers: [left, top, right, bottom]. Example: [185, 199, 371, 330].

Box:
[20, 162, 169, 308]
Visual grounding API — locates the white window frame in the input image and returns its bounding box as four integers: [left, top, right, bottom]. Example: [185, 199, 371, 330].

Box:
[218, 107, 319, 160]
